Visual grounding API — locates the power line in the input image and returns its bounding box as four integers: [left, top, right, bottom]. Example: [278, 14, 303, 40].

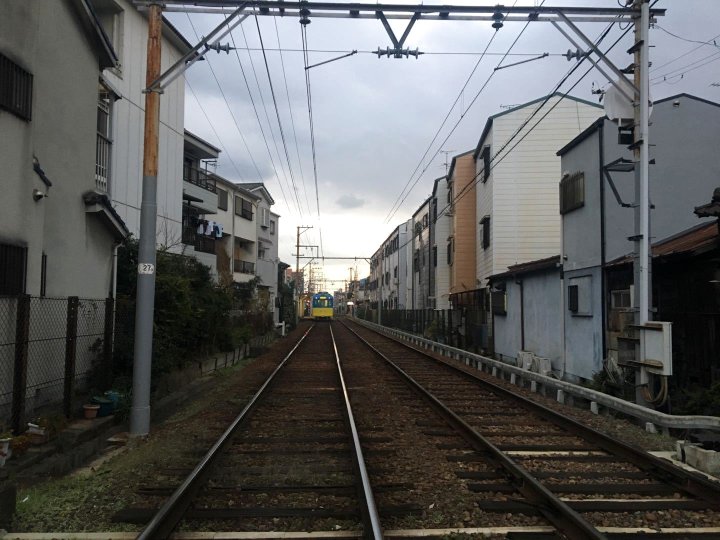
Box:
[381, 19, 631, 260]
[385, 0, 543, 225]
[253, 12, 305, 217]
[654, 25, 719, 49]
[216, 46, 563, 57]
[650, 50, 720, 84]
[185, 15, 265, 183]
[186, 81, 247, 182]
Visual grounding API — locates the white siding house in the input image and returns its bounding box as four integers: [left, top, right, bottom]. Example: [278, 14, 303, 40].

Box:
[90, 0, 191, 247]
[475, 93, 603, 285]
[432, 177, 452, 310]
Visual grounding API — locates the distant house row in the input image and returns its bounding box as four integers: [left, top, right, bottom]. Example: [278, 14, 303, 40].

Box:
[368, 92, 720, 385]
[1, 0, 283, 322]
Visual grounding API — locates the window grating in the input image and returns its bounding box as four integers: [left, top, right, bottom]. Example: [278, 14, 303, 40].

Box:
[0, 52, 33, 121]
[560, 171, 585, 214]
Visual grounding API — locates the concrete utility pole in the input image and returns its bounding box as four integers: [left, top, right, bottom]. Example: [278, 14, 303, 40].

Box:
[130, 2, 162, 437]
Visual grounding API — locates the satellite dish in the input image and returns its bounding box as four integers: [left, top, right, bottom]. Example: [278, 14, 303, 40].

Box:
[604, 80, 653, 123]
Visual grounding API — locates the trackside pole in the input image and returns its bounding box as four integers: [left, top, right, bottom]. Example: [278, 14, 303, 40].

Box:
[130, 2, 162, 437]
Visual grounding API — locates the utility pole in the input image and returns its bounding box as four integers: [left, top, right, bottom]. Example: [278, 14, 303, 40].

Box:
[130, 2, 162, 437]
[634, 0, 652, 403]
[295, 225, 313, 293]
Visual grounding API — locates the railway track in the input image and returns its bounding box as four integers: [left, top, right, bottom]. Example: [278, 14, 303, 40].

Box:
[115, 323, 381, 538]
[114, 319, 720, 538]
[344, 317, 720, 538]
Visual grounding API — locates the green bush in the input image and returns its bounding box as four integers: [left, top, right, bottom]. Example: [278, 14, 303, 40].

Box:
[113, 238, 261, 383]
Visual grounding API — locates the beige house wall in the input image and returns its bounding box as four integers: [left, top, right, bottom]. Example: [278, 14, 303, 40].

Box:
[451, 153, 477, 294]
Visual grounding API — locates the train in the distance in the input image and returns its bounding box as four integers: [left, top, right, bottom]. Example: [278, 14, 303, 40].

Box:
[311, 292, 334, 320]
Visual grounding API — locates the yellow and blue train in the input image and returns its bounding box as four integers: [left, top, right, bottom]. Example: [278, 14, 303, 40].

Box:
[311, 292, 334, 320]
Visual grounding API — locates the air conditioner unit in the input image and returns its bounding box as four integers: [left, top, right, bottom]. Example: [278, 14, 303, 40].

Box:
[517, 351, 533, 370]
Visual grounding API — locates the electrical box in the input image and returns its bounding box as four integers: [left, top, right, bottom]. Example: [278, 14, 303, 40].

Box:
[640, 321, 673, 376]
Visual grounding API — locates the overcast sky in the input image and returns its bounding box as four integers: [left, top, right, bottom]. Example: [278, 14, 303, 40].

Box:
[166, 1, 720, 289]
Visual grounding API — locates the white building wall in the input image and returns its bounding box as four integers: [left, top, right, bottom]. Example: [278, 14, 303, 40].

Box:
[435, 203, 452, 310]
[103, 1, 186, 248]
[477, 97, 602, 283]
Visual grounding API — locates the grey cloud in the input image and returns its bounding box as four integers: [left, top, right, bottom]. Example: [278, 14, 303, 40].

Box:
[336, 194, 366, 209]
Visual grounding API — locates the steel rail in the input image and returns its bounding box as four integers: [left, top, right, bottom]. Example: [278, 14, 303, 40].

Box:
[136, 325, 315, 539]
[340, 320, 607, 540]
[359, 321, 720, 508]
[329, 323, 383, 540]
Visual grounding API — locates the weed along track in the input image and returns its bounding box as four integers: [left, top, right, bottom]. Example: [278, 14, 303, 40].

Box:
[108, 318, 720, 539]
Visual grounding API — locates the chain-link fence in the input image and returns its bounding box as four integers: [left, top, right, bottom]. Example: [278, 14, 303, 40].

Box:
[0, 295, 113, 434]
[357, 306, 490, 353]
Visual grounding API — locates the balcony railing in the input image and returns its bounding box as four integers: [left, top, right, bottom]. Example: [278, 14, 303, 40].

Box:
[183, 165, 216, 193]
[182, 226, 216, 254]
[95, 132, 111, 193]
[234, 260, 255, 274]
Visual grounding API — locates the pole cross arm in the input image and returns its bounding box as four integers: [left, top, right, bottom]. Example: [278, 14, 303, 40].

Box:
[143, 5, 249, 92]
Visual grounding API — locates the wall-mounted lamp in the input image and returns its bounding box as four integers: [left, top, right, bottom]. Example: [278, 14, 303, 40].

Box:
[33, 188, 47, 202]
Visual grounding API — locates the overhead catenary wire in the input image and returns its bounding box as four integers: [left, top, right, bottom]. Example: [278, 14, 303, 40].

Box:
[238, 18, 302, 215]
[649, 31, 720, 73]
[650, 50, 720, 85]
[273, 16, 313, 216]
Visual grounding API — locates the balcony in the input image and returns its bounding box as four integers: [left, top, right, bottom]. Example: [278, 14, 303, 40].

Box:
[182, 226, 216, 254]
[234, 260, 255, 274]
[183, 165, 216, 193]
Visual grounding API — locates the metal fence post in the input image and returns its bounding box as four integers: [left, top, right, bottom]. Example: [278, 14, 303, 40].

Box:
[11, 295, 30, 435]
[63, 297, 79, 419]
[103, 297, 115, 390]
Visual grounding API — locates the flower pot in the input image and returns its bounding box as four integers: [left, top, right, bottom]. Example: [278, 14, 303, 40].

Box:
[83, 404, 100, 419]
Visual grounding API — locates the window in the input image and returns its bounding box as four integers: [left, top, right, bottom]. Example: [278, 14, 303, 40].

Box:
[393, 265, 398, 278]
[261, 207, 269, 228]
[433, 246, 438, 267]
[568, 275, 592, 316]
[235, 196, 253, 220]
[481, 145, 491, 182]
[258, 244, 266, 259]
[413, 250, 419, 272]
[96, 4, 124, 73]
[217, 188, 228, 211]
[95, 87, 113, 193]
[270, 220, 275, 235]
[0, 52, 33, 121]
[385, 271, 390, 284]
[447, 238, 454, 265]
[611, 289, 632, 309]
[491, 290, 506, 316]
[480, 215, 491, 249]
[423, 213, 428, 228]
[432, 198, 438, 222]
[414, 222, 422, 236]
[0, 243, 27, 295]
[447, 181, 453, 204]
[560, 171, 585, 214]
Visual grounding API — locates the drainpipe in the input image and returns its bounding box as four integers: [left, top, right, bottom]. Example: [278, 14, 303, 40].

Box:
[517, 278, 525, 351]
[560, 203, 566, 379]
[599, 121, 608, 359]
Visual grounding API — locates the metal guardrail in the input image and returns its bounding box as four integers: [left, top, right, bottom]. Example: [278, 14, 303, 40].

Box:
[354, 318, 720, 433]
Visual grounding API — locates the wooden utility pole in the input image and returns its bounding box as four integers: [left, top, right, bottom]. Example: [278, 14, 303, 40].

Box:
[130, 2, 162, 437]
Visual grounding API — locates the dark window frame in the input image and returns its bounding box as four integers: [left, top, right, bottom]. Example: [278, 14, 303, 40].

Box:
[480, 215, 491, 249]
[481, 145, 491, 182]
[217, 188, 228, 211]
[0, 243, 28, 295]
[235, 196, 254, 221]
[568, 285, 579, 313]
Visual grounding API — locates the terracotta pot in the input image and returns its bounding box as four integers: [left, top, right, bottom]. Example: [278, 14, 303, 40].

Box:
[83, 404, 100, 419]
